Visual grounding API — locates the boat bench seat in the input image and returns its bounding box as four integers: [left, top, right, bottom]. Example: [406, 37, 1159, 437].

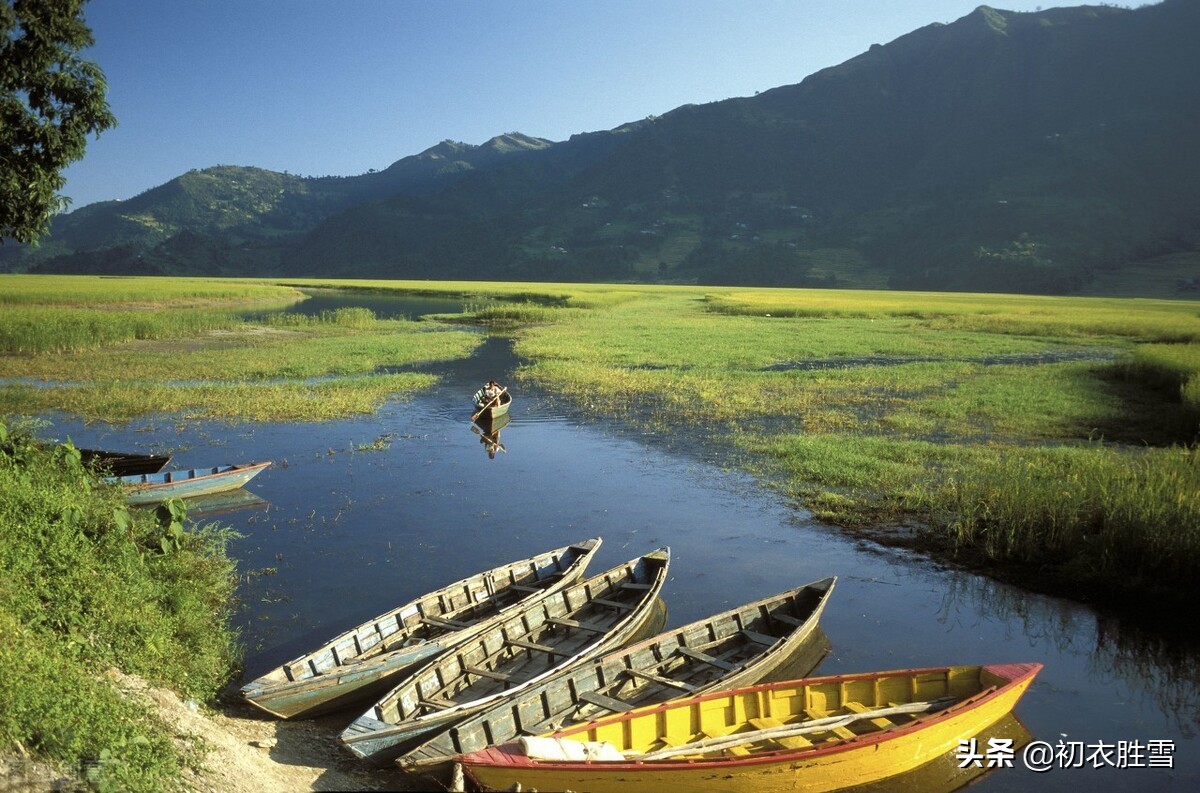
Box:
[592, 597, 635, 611]
[463, 665, 513, 683]
[506, 637, 559, 656]
[740, 629, 779, 646]
[507, 582, 543, 593]
[772, 612, 806, 628]
[422, 614, 473, 630]
[675, 645, 739, 672]
[419, 696, 456, 711]
[546, 616, 609, 634]
[623, 668, 697, 692]
[619, 582, 653, 590]
[578, 690, 635, 713]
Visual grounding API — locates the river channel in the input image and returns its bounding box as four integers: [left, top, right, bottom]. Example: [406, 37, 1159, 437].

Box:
[43, 292, 1198, 791]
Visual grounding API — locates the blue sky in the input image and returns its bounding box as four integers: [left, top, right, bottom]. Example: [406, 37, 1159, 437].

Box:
[62, 0, 1083, 210]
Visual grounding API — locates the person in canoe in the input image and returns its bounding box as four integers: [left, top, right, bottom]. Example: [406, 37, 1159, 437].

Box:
[474, 380, 505, 411]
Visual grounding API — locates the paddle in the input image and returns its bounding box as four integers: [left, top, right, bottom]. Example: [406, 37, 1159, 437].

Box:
[470, 424, 507, 454]
[471, 386, 507, 422]
[630, 696, 958, 761]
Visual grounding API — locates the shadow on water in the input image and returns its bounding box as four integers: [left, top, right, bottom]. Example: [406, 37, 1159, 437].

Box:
[37, 300, 1199, 792]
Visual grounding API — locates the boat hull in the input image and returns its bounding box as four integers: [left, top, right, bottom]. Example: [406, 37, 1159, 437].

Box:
[472, 390, 512, 421]
[241, 539, 602, 719]
[111, 462, 271, 505]
[79, 448, 173, 477]
[461, 663, 1042, 793]
[399, 577, 837, 777]
[339, 549, 671, 766]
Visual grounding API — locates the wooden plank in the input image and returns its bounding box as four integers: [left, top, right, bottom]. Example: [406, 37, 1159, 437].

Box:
[772, 612, 805, 627]
[620, 582, 653, 590]
[463, 665, 513, 683]
[419, 697, 455, 711]
[623, 668, 697, 692]
[506, 637, 558, 655]
[675, 645, 739, 672]
[507, 583, 541, 593]
[546, 617, 608, 634]
[578, 690, 635, 714]
[421, 614, 472, 630]
[740, 628, 778, 646]
[592, 597, 634, 611]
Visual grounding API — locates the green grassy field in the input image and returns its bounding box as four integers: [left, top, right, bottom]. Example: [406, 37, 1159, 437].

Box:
[1, 274, 1196, 787]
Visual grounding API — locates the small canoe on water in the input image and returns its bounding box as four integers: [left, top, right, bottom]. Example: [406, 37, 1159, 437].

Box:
[399, 577, 837, 776]
[339, 549, 671, 766]
[79, 448, 173, 477]
[471, 388, 512, 421]
[459, 662, 1042, 793]
[107, 461, 271, 506]
[240, 538, 603, 719]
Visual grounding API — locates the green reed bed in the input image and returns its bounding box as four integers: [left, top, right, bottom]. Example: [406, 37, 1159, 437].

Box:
[0, 374, 438, 423]
[0, 421, 239, 790]
[1108, 342, 1200, 431]
[1, 305, 269, 354]
[0, 319, 477, 383]
[0, 274, 302, 306]
[0, 282, 479, 421]
[706, 288, 1200, 343]
[738, 432, 1199, 599]
[504, 286, 1198, 604]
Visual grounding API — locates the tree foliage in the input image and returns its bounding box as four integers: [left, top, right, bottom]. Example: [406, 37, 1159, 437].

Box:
[1, 0, 115, 243]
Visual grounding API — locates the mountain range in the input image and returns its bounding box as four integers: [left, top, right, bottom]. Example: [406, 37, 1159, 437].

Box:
[4, 1, 1199, 296]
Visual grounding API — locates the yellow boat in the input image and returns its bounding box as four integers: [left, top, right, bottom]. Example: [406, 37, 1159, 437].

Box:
[458, 662, 1042, 793]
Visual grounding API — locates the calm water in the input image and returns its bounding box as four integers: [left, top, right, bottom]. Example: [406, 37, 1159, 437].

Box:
[43, 297, 1199, 791]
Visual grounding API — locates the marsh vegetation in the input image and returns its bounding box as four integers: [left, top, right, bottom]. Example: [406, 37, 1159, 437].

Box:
[1, 274, 1197, 788]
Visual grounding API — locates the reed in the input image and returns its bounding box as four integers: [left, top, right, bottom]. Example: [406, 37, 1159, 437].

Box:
[932, 444, 1200, 591]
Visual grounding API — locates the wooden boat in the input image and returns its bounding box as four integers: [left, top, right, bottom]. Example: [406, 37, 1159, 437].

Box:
[240, 539, 602, 719]
[339, 548, 671, 766]
[399, 577, 837, 776]
[459, 662, 1042, 793]
[78, 447, 173, 477]
[471, 388, 512, 421]
[107, 461, 271, 505]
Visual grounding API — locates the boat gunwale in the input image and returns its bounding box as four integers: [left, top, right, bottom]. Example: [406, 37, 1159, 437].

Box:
[112, 460, 272, 490]
[464, 662, 1042, 773]
[241, 539, 603, 700]
[238, 537, 604, 719]
[339, 549, 671, 758]
[399, 576, 838, 770]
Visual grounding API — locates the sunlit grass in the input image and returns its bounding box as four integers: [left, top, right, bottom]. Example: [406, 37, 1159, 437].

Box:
[0, 274, 301, 306]
[5, 274, 1199, 602]
[0, 374, 438, 422]
[1, 421, 239, 789]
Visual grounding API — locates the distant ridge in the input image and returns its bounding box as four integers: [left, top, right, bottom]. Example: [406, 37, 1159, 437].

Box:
[6, 1, 1198, 297]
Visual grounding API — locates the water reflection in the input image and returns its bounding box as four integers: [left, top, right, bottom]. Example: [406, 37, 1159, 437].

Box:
[185, 488, 271, 519]
[471, 413, 510, 459]
[938, 571, 1200, 737]
[846, 713, 1034, 793]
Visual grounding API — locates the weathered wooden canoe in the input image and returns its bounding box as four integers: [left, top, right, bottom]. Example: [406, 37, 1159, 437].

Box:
[240, 538, 603, 719]
[399, 577, 837, 776]
[471, 388, 512, 421]
[460, 662, 1042, 793]
[339, 548, 671, 766]
[79, 447, 173, 477]
[107, 461, 271, 505]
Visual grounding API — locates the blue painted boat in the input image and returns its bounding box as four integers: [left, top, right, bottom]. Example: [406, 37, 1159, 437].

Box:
[108, 461, 271, 505]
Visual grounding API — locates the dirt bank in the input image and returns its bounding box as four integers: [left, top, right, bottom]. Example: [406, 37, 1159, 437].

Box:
[150, 676, 425, 793]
